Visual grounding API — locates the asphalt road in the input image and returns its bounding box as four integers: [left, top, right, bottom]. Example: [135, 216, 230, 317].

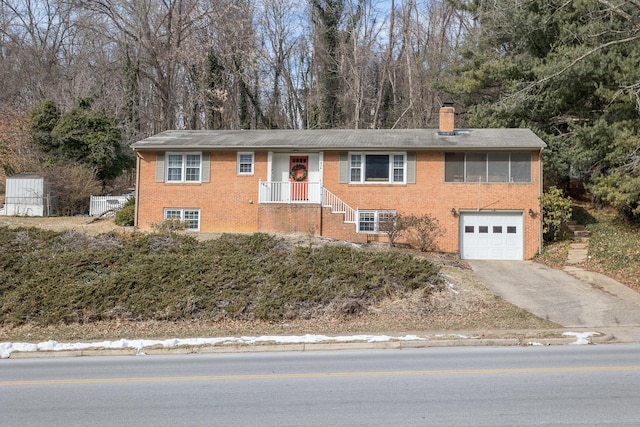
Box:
[2, 345, 640, 426]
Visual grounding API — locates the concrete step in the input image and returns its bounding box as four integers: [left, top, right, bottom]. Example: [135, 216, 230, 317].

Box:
[570, 242, 588, 250]
[567, 249, 589, 264]
[572, 236, 590, 243]
[567, 223, 587, 231]
[566, 219, 590, 264]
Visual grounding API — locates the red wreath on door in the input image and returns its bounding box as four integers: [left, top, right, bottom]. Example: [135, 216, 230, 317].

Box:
[290, 164, 308, 181]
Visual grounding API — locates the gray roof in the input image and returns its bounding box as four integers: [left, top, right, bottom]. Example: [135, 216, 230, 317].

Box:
[6, 173, 44, 179]
[131, 128, 546, 151]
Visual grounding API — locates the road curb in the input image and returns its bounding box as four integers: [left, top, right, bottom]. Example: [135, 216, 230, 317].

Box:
[5, 332, 616, 359]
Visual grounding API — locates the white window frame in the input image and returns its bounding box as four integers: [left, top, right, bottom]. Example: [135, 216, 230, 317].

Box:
[349, 152, 406, 184]
[166, 152, 202, 183]
[237, 152, 254, 175]
[163, 208, 201, 231]
[357, 210, 397, 233]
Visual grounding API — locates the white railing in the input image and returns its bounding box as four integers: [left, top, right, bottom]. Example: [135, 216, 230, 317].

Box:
[258, 181, 322, 204]
[89, 194, 133, 217]
[258, 182, 356, 225]
[322, 188, 356, 223]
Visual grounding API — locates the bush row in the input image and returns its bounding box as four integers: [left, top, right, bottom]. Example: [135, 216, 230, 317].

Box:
[0, 228, 442, 326]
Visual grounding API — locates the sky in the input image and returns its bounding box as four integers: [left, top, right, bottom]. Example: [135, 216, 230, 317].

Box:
[0, 331, 598, 358]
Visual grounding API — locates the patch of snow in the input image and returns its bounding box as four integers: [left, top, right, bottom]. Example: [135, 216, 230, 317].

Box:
[439, 273, 459, 294]
[0, 334, 427, 359]
[562, 331, 600, 345]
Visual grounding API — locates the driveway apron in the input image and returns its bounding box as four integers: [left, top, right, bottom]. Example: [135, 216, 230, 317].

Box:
[467, 260, 640, 328]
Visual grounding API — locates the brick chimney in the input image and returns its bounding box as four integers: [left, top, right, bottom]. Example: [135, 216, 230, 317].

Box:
[439, 102, 455, 135]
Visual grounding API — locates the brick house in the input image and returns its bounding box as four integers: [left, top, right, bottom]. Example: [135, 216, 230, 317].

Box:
[131, 106, 546, 260]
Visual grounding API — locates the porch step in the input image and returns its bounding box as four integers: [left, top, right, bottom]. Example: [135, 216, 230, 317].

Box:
[322, 188, 356, 224]
[565, 221, 590, 264]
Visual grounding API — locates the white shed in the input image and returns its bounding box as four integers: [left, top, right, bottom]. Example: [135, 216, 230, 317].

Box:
[3, 173, 50, 216]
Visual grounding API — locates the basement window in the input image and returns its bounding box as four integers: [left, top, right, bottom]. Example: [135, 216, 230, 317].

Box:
[164, 208, 200, 231]
[357, 210, 396, 233]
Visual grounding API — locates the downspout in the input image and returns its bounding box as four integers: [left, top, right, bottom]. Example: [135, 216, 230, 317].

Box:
[319, 189, 323, 237]
[538, 147, 545, 255]
[134, 151, 141, 228]
[319, 152, 324, 237]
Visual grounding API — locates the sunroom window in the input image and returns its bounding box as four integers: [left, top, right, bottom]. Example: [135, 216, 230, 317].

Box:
[166, 153, 201, 182]
[349, 153, 405, 184]
[444, 152, 531, 183]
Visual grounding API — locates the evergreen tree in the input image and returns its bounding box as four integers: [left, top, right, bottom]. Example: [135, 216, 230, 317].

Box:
[30, 99, 133, 185]
[445, 0, 640, 202]
[30, 100, 62, 153]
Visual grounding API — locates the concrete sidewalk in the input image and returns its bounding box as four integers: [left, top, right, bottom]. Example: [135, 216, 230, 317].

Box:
[468, 260, 640, 328]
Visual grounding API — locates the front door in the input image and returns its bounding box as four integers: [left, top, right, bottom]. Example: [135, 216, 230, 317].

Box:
[289, 156, 308, 200]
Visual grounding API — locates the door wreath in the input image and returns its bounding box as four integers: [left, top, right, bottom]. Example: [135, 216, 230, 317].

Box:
[290, 164, 308, 181]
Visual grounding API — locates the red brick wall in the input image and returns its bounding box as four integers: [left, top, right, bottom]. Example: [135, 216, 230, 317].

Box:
[136, 151, 263, 232]
[258, 204, 321, 235]
[136, 149, 542, 258]
[319, 151, 542, 259]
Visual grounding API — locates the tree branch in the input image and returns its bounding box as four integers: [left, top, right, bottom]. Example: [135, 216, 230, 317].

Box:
[504, 34, 640, 103]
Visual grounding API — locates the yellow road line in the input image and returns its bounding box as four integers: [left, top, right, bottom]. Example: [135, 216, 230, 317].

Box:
[2, 365, 640, 387]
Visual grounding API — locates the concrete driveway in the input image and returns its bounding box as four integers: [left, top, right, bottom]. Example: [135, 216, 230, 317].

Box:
[468, 260, 640, 328]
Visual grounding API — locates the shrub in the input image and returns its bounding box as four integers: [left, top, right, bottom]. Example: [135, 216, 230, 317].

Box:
[0, 230, 443, 326]
[43, 163, 101, 215]
[114, 197, 135, 226]
[540, 186, 572, 242]
[151, 218, 187, 232]
[403, 213, 442, 252]
[379, 212, 408, 247]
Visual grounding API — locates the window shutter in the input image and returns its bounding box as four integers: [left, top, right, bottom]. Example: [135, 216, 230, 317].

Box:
[338, 152, 348, 183]
[155, 153, 165, 182]
[407, 152, 416, 184]
[201, 152, 210, 182]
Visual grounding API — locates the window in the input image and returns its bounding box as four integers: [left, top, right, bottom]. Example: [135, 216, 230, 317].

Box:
[166, 153, 201, 182]
[510, 152, 532, 182]
[237, 152, 254, 175]
[357, 210, 396, 233]
[466, 153, 487, 183]
[444, 152, 532, 183]
[445, 153, 464, 182]
[349, 153, 405, 183]
[488, 153, 509, 182]
[164, 208, 200, 231]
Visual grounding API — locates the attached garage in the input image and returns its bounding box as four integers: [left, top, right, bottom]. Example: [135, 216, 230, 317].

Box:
[460, 212, 524, 260]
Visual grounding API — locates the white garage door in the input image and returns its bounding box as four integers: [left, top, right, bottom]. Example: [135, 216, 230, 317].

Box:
[460, 212, 524, 260]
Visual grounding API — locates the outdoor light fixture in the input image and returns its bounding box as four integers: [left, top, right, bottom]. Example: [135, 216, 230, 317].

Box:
[528, 208, 535, 216]
[451, 208, 457, 216]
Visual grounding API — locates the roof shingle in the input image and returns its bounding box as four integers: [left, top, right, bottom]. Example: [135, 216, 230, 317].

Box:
[131, 129, 546, 151]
